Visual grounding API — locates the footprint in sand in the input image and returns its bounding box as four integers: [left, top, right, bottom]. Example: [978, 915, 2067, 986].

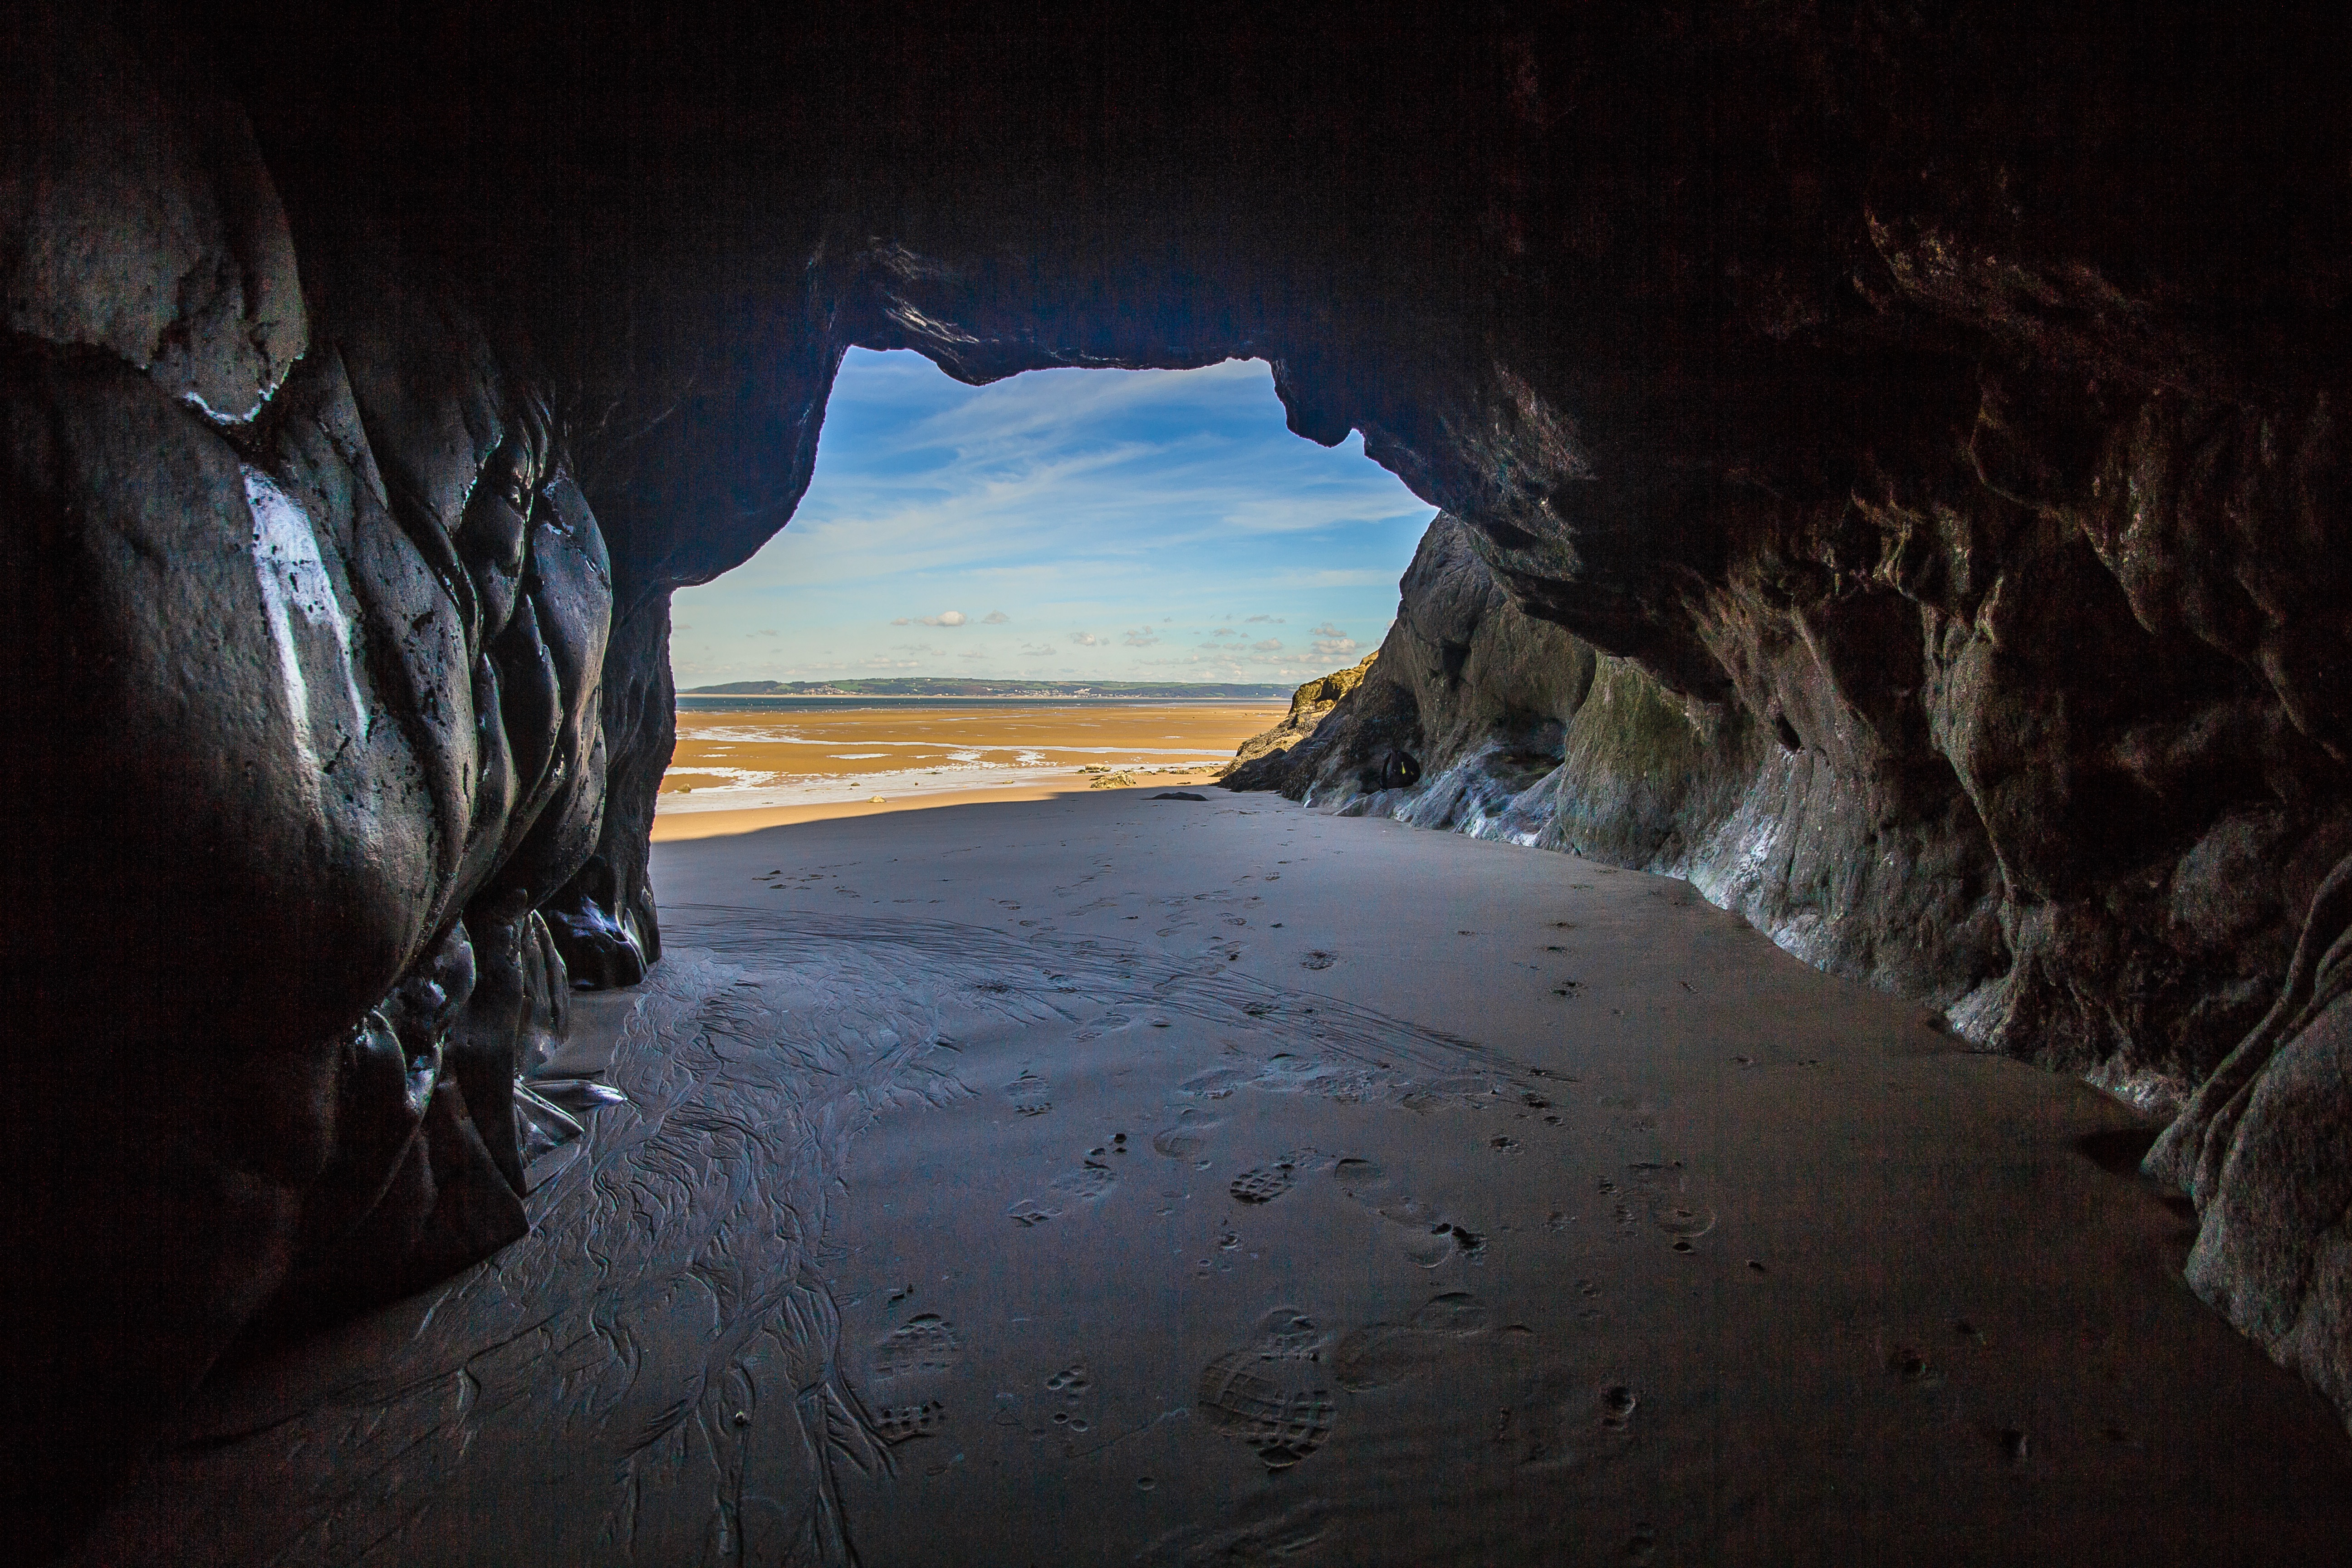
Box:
[1152, 1110, 1222, 1160]
[1332, 1326, 1431, 1391]
[1004, 1073, 1054, 1116]
[1197, 1309, 1338, 1471]
[1044, 1361, 1098, 1434]
[1652, 1201, 1714, 1239]
[1180, 1066, 1250, 1100]
[1332, 1290, 1495, 1391]
[875, 1315, 962, 1378]
[1330, 1158, 1487, 1265]
[1410, 1290, 1492, 1335]
[1008, 1199, 1060, 1227]
[1300, 951, 1337, 971]
[1252, 1309, 1328, 1358]
[1230, 1159, 1301, 1205]
[872, 1399, 947, 1444]
[1050, 1163, 1117, 1202]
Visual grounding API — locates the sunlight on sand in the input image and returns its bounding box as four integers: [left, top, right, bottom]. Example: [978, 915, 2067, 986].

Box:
[652, 702, 1282, 838]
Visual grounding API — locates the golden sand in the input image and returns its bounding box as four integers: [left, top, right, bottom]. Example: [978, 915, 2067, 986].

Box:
[652, 701, 1282, 839]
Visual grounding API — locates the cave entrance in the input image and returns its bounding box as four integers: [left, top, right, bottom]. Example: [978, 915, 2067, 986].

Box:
[655, 348, 1433, 822]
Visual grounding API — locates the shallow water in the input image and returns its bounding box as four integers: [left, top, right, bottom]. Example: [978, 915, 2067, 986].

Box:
[662, 702, 1284, 813]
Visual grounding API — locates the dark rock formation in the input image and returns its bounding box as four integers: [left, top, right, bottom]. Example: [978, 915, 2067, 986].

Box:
[10, 0, 2352, 1551]
[1222, 651, 1380, 787]
[3, 12, 616, 1551]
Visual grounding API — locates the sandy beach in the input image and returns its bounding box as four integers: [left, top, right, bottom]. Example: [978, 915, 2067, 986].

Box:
[654, 703, 1284, 832]
[77, 789, 2352, 1565]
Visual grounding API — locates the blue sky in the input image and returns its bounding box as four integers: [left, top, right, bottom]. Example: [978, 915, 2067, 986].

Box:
[667, 349, 1435, 687]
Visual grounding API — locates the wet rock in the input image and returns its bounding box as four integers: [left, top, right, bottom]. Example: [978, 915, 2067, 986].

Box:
[1, 22, 612, 1549]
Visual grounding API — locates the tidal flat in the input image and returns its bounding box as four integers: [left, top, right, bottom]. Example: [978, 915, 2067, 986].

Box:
[657, 702, 1285, 830]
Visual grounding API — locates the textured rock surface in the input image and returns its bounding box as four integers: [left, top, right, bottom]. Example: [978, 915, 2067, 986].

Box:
[1222, 651, 1379, 785]
[11, 0, 2352, 1550]
[2, 14, 614, 1553]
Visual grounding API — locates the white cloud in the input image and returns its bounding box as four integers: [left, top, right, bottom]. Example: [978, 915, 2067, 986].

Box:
[1019, 642, 1057, 657]
[1310, 635, 1360, 660]
[1122, 627, 1159, 647]
[1252, 638, 1283, 652]
[1069, 631, 1104, 647]
[668, 348, 1433, 684]
[1209, 627, 1240, 639]
[1311, 622, 1347, 638]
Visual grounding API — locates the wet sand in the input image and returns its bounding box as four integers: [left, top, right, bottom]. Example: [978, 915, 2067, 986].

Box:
[659, 702, 1283, 820]
[76, 791, 2352, 1565]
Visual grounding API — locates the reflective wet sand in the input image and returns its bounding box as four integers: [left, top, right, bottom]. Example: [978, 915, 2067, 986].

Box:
[659, 703, 1285, 820]
[77, 791, 2352, 1565]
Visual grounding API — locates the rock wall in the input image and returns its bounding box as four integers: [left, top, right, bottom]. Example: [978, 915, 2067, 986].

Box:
[1243, 509, 2349, 1102]
[2, 13, 619, 1552]
[10, 0, 2352, 1550]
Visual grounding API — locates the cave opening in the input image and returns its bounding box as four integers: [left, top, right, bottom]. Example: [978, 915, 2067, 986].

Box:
[654, 347, 1429, 820]
[14, 5, 2352, 1560]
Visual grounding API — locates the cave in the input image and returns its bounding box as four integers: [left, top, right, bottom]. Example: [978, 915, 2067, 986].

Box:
[9, 3, 2352, 1560]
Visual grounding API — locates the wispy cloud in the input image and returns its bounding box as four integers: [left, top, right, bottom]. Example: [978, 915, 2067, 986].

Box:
[668, 348, 1432, 683]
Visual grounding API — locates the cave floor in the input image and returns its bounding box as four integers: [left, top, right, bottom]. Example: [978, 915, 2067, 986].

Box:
[80, 792, 2352, 1566]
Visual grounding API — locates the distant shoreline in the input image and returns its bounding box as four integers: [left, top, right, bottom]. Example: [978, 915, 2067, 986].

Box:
[681, 679, 1293, 701]
[678, 694, 1288, 711]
